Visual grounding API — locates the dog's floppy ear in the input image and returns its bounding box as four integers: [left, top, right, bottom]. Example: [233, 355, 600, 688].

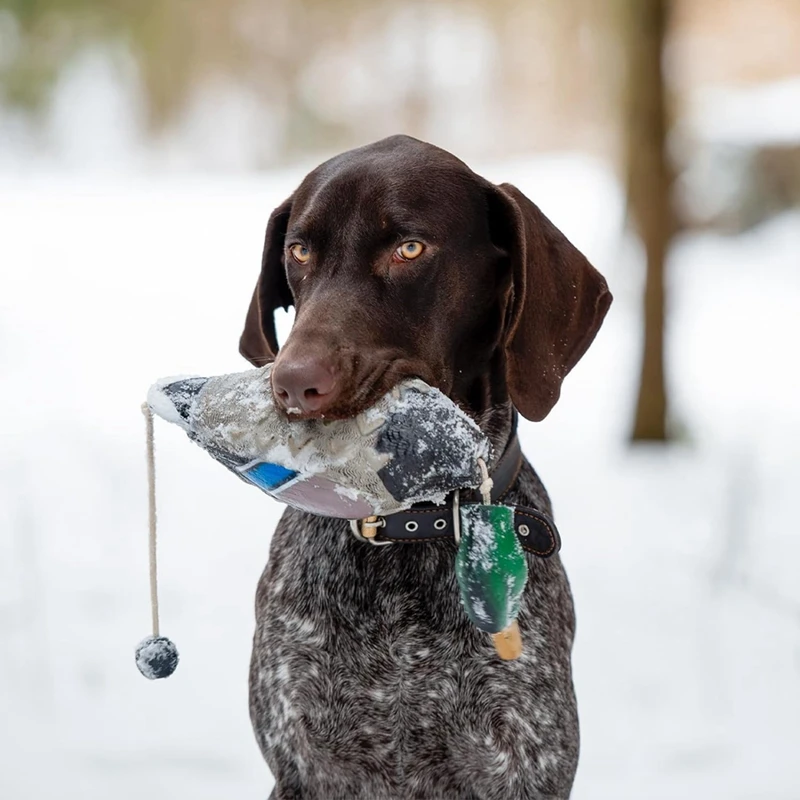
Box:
[239, 197, 294, 366]
[489, 183, 612, 421]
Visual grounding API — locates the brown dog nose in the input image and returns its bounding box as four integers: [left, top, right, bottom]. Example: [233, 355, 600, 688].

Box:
[271, 358, 337, 416]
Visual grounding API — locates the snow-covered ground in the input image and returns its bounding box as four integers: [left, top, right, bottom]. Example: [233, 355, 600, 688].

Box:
[1, 156, 798, 800]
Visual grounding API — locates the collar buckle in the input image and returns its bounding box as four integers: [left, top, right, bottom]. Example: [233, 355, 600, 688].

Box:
[349, 515, 392, 546]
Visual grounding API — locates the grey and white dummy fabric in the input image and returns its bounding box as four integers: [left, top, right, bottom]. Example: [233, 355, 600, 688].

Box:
[147, 365, 491, 519]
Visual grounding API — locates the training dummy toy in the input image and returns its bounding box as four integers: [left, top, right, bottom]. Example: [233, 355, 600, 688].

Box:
[136, 364, 535, 677]
[148, 366, 491, 518]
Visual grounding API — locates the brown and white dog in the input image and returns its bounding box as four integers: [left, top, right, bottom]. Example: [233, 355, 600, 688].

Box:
[240, 135, 611, 799]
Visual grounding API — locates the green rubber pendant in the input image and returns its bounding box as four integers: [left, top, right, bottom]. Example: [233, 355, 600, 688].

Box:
[455, 504, 528, 645]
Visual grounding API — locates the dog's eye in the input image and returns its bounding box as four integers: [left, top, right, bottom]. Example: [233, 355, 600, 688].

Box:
[393, 241, 425, 262]
[289, 244, 311, 264]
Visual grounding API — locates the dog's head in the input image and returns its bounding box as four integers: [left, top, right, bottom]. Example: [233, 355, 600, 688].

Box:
[240, 135, 611, 422]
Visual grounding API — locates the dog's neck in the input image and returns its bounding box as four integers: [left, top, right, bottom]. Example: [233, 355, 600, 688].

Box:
[473, 401, 516, 469]
[452, 356, 517, 466]
[460, 399, 517, 471]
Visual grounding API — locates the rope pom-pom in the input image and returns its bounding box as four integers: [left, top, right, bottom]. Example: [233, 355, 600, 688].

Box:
[136, 635, 179, 680]
[137, 404, 179, 679]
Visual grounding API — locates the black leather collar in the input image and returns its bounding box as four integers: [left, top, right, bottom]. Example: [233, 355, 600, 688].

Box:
[352, 428, 561, 558]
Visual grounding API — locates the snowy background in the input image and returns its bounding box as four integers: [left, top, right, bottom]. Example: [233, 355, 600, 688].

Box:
[3, 159, 799, 799]
[2, 4, 800, 798]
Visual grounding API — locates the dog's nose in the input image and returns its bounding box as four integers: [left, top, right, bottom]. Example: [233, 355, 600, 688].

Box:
[271, 358, 337, 416]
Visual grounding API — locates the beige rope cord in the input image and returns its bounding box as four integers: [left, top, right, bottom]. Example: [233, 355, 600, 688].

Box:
[135, 404, 179, 679]
[142, 403, 160, 637]
[476, 456, 493, 505]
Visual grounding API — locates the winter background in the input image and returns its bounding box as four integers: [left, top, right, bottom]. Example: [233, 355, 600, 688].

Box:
[1, 1, 799, 798]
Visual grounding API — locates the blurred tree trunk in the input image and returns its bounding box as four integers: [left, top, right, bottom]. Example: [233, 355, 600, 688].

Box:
[623, 0, 674, 442]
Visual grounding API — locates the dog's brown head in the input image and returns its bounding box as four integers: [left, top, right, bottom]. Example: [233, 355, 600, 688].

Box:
[240, 135, 611, 422]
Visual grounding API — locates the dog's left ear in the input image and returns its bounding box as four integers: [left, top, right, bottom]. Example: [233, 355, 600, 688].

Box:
[239, 196, 294, 366]
[488, 183, 612, 421]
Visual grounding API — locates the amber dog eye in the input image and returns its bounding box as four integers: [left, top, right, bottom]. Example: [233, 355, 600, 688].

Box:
[289, 244, 311, 264]
[393, 241, 425, 262]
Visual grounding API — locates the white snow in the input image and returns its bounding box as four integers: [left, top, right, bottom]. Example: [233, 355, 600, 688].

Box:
[332, 483, 361, 502]
[1, 156, 799, 800]
[685, 77, 800, 146]
[460, 507, 500, 572]
[146, 377, 203, 430]
[468, 597, 490, 625]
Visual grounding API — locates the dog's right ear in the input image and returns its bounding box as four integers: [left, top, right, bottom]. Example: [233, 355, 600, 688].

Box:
[239, 197, 294, 366]
[487, 182, 612, 421]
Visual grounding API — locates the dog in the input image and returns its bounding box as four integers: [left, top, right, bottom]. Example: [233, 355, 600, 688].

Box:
[239, 135, 611, 799]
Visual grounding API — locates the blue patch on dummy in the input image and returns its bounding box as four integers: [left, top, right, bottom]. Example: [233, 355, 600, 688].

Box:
[243, 462, 298, 491]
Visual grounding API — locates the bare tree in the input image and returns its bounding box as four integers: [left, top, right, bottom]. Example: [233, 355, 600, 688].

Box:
[622, 0, 673, 442]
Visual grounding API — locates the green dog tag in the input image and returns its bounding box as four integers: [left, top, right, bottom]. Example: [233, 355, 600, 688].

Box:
[455, 504, 528, 652]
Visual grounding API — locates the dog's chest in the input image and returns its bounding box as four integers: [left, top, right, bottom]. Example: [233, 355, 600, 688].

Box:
[249, 487, 579, 799]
